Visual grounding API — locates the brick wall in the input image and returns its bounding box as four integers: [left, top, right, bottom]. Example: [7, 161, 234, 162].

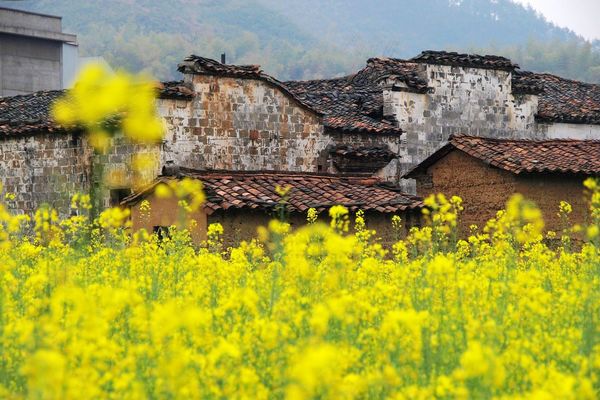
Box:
[160, 75, 326, 172]
[0, 132, 92, 216]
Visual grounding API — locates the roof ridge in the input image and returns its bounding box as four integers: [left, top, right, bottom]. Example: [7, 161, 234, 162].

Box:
[531, 72, 600, 88]
[284, 76, 352, 85]
[173, 167, 382, 179]
[450, 134, 600, 144]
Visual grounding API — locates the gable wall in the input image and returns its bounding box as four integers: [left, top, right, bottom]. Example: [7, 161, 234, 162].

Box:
[159, 75, 326, 172]
[388, 65, 543, 180]
[414, 150, 518, 232]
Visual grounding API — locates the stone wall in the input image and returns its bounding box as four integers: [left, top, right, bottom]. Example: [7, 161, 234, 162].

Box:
[97, 135, 161, 209]
[386, 65, 543, 181]
[0, 132, 92, 216]
[0, 131, 161, 217]
[160, 75, 326, 172]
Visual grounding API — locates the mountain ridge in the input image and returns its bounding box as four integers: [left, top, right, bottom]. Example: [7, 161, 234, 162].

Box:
[4, 0, 600, 83]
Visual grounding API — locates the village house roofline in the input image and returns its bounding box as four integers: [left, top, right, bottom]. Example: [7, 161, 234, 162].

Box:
[4, 50, 600, 137]
[178, 55, 325, 117]
[410, 50, 519, 71]
[122, 168, 423, 214]
[404, 134, 600, 178]
[0, 82, 199, 138]
[0, 90, 72, 137]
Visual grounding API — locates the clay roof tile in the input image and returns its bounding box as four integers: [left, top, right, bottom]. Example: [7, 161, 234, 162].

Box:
[123, 169, 423, 214]
[405, 134, 600, 177]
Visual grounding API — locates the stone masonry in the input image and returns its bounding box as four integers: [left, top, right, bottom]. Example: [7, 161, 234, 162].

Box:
[3, 50, 600, 217]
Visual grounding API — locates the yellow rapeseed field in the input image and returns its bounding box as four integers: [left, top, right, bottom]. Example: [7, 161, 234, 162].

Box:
[0, 184, 598, 399]
[1, 62, 592, 399]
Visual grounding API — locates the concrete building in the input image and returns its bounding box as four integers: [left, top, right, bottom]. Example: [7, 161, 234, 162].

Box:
[0, 7, 78, 96]
[405, 134, 600, 232]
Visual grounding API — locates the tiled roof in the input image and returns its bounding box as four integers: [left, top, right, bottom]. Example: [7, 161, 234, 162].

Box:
[329, 144, 396, 160]
[405, 134, 600, 177]
[284, 57, 429, 135]
[0, 90, 67, 136]
[178, 55, 263, 78]
[123, 169, 423, 214]
[532, 73, 600, 124]
[3, 52, 600, 137]
[511, 71, 545, 95]
[411, 50, 519, 71]
[329, 144, 396, 173]
[158, 81, 195, 100]
[0, 80, 214, 137]
[353, 58, 429, 93]
[178, 55, 323, 116]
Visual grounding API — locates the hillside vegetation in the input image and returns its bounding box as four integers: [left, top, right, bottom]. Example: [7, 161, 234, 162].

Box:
[7, 0, 600, 82]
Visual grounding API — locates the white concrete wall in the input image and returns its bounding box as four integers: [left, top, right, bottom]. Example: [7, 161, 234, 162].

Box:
[543, 123, 600, 140]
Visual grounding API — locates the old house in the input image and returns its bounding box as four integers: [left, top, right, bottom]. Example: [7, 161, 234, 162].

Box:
[405, 134, 600, 231]
[122, 169, 422, 246]
[2, 50, 600, 241]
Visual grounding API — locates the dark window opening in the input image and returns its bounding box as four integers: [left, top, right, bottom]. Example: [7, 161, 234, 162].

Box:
[110, 188, 132, 207]
[317, 164, 323, 172]
[153, 226, 171, 242]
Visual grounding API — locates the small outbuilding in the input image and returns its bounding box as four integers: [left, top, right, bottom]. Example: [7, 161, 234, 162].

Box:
[405, 134, 600, 232]
[122, 169, 423, 247]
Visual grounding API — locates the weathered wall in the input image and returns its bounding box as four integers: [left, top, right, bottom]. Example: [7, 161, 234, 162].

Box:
[96, 135, 161, 209]
[363, 210, 421, 248]
[515, 174, 589, 231]
[209, 208, 420, 249]
[387, 65, 542, 179]
[0, 131, 160, 217]
[160, 75, 326, 172]
[415, 150, 591, 234]
[323, 131, 402, 181]
[129, 194, 207, 244]
[414, 150, 518, 232]
[540, 122, 600, 140]
[208, 209, 303, 248]
[0, 132, 92, 215]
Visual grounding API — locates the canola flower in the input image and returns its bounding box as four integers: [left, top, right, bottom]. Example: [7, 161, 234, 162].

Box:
[7, 63, 595, 399]
[51, 63, 164, 152]
[0, 183, 597, 399]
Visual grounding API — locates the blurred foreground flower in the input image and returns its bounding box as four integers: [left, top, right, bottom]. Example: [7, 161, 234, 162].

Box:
[51, 63, 164, 152]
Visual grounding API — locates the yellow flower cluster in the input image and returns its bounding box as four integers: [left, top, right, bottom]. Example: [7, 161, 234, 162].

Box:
[51, 63, 164, 152]
[0, 188, 598, 399]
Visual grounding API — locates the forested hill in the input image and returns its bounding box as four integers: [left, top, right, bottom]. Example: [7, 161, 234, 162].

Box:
[5, 0, 600, 82]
